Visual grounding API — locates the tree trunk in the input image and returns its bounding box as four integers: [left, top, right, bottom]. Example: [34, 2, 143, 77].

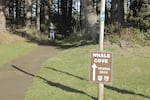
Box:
[26, 0, 32, 27]
[68, 0, 73, 31]
[20, 0, 26, 26]
[57, 0, 60, 15]
[44, 0, 51, 34]
[111, 0, 124, 26]
[124, 0, 128, 22]
[138, 0, 150, 30]
[80, 0, 99, 41]
[36, 0, 40, 31]
[0, 6, 6, 33]
[0, 0, 9, 33]
[40, 0, 45, 32]
[61, 0, 67, 34]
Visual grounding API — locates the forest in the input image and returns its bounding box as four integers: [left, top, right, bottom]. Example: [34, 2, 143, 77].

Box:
[0, 1, 150, 100]
[0, 0, 150, 46]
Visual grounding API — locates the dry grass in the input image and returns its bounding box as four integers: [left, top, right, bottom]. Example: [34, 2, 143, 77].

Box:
[0, 32, 25, 44]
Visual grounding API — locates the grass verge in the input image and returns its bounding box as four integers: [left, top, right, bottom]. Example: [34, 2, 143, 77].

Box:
[0, 33, 37, 66]
[23, 43, 150, 100]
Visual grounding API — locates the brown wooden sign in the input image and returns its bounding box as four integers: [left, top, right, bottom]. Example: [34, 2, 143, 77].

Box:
[90, 52, 112, 84]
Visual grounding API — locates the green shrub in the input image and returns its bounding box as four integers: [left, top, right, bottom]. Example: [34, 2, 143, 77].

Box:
[104, 25, 150, 46]
[145, 29, 150, 40]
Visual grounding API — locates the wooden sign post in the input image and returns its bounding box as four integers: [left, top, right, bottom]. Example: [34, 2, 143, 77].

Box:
[99, 0, 106, 100]
[89, 1, 113, 100]
[90, 52, 112, 83]
[90, 52, 112, 100]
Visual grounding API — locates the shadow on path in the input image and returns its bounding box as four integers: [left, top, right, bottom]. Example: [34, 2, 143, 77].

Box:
[11, 65, 150, 99]
[46, 66, 150, 99]
[11, 65, 96, 100]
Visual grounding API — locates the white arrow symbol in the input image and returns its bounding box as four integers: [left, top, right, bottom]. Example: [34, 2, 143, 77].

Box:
[92, 63, 97, 81]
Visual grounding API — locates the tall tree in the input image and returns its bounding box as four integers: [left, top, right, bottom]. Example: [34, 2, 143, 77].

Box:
[61, 0, 68, 34]
[68, 0, 73, 31]
[16, 0, 25, 26]
[40, 0, 46, 32]
[26, 0, 32, 27]
[111, 0, 124, 26]
[36, 0, 40, 31]
[0, 0, 10, 33]
[124, 0, 129, 22]
[129, 0, 150, 30]
[138, 0, 150, 30]
[80, 0, 98, 40]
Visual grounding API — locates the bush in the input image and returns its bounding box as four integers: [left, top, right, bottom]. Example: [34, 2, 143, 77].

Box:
[104, 25, 150, 46]
[0, 32, 24, 44]
[105, 24, 121, 43]
[145, 29, 150, 40]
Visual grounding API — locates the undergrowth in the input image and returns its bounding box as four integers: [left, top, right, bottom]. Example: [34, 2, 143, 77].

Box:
[0, 31, 25, 44]
[55, 26, 150, 47]
[105, 25, 150, 46]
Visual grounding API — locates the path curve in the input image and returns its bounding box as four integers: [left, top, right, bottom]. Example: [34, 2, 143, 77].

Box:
[0, 45, 59, 100]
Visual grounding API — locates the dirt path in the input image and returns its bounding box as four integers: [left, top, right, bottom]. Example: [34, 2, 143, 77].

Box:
[0, 45, 59, 100]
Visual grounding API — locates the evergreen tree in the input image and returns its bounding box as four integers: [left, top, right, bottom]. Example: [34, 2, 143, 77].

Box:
[0, 0, 10, 33]
[129, 0, 150, 30]
[111, 0, 124, 26]
[80, 0, 98, 41]
[138, 0, 150, 30]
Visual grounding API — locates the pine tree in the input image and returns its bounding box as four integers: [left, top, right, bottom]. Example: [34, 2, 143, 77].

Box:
[138, 0, 150, 30]
[130, 0, 150, 30]
[0, 0, 9, 33]
[111, 0, 124, 26]
[80, 0, 98, 41]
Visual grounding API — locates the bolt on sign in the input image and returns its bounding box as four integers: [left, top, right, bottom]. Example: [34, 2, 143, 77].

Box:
[90, 52, 112, 84]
